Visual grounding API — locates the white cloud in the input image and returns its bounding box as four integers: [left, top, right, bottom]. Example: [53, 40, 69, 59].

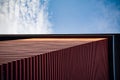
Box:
[0, 0, 52, 34]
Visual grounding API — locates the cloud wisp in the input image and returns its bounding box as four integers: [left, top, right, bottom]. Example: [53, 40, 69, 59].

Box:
[79, 0, 120, 33]
[93, 0, 120, 33]
[0, 0, 52, 34]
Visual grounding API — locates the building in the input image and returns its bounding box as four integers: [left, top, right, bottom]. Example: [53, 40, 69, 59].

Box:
[0, 34, 119, 80]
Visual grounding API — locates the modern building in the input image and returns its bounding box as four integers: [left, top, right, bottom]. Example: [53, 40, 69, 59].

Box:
[0, 34, 119, 80]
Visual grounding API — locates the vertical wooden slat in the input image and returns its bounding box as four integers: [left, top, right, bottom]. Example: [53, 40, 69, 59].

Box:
[1, 65, 3, 80]
[59, 50, 62, 80]
[35, 56, 39, 80]
[33, 57, 35, 80]
[46, 53, 48, 80]
[38, 55, 42, 80]
[15, 61, 18, 80]
[44, 54, 47, 80]
[21, 59, 24, 80]
[8, 63, 11, 80]
[29, 57, 32, 80]
[17, 60, 20, 80]
[0, 65, 1, 80]
[61, 49, 64, 80]
[10, 62, 13, 80]
[2, 64, 7, 80]
[46, 53, 50, 80]
[13, 61, 16, 80]
[49, 53, 52, 80]
[27, 58, 29, 80]
[6, 64, 9, 80]
[54, 52, 58, 80]
[32, 57, 34, 80]
[25, 58, 27, 80]
[23, 59, 26, 80]
[54, 52, 57, 80]
[51, 53, 54, 80]
[41, 55, 44, 80]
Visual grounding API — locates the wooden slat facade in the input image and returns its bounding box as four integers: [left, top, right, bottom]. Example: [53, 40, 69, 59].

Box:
[0, 38, 109, 80]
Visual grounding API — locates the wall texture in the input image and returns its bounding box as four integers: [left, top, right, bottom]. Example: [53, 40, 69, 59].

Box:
[0, 38, 109, 80]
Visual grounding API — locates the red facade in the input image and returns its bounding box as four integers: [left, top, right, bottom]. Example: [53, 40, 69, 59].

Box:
[0, 38, 109, 80]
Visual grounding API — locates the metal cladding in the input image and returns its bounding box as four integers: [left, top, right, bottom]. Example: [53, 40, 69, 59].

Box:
[0, 38, 109, 80]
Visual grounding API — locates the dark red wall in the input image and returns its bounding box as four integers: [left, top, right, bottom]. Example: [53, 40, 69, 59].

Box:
[0, 39, 109, 80]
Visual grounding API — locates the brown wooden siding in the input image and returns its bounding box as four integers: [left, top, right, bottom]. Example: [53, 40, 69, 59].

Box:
[0, 38, 108, 80]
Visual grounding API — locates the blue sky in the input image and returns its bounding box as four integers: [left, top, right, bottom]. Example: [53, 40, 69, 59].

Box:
[0, 0, 119, 34]
[48, 0, 120, 34]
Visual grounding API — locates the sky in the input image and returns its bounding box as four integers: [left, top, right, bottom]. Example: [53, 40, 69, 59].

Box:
[48, 0, 120, 34]
[0, 0, 120, 34]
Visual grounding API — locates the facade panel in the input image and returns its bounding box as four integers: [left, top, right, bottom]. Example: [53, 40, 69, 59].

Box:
[0, 38, 109, 80]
